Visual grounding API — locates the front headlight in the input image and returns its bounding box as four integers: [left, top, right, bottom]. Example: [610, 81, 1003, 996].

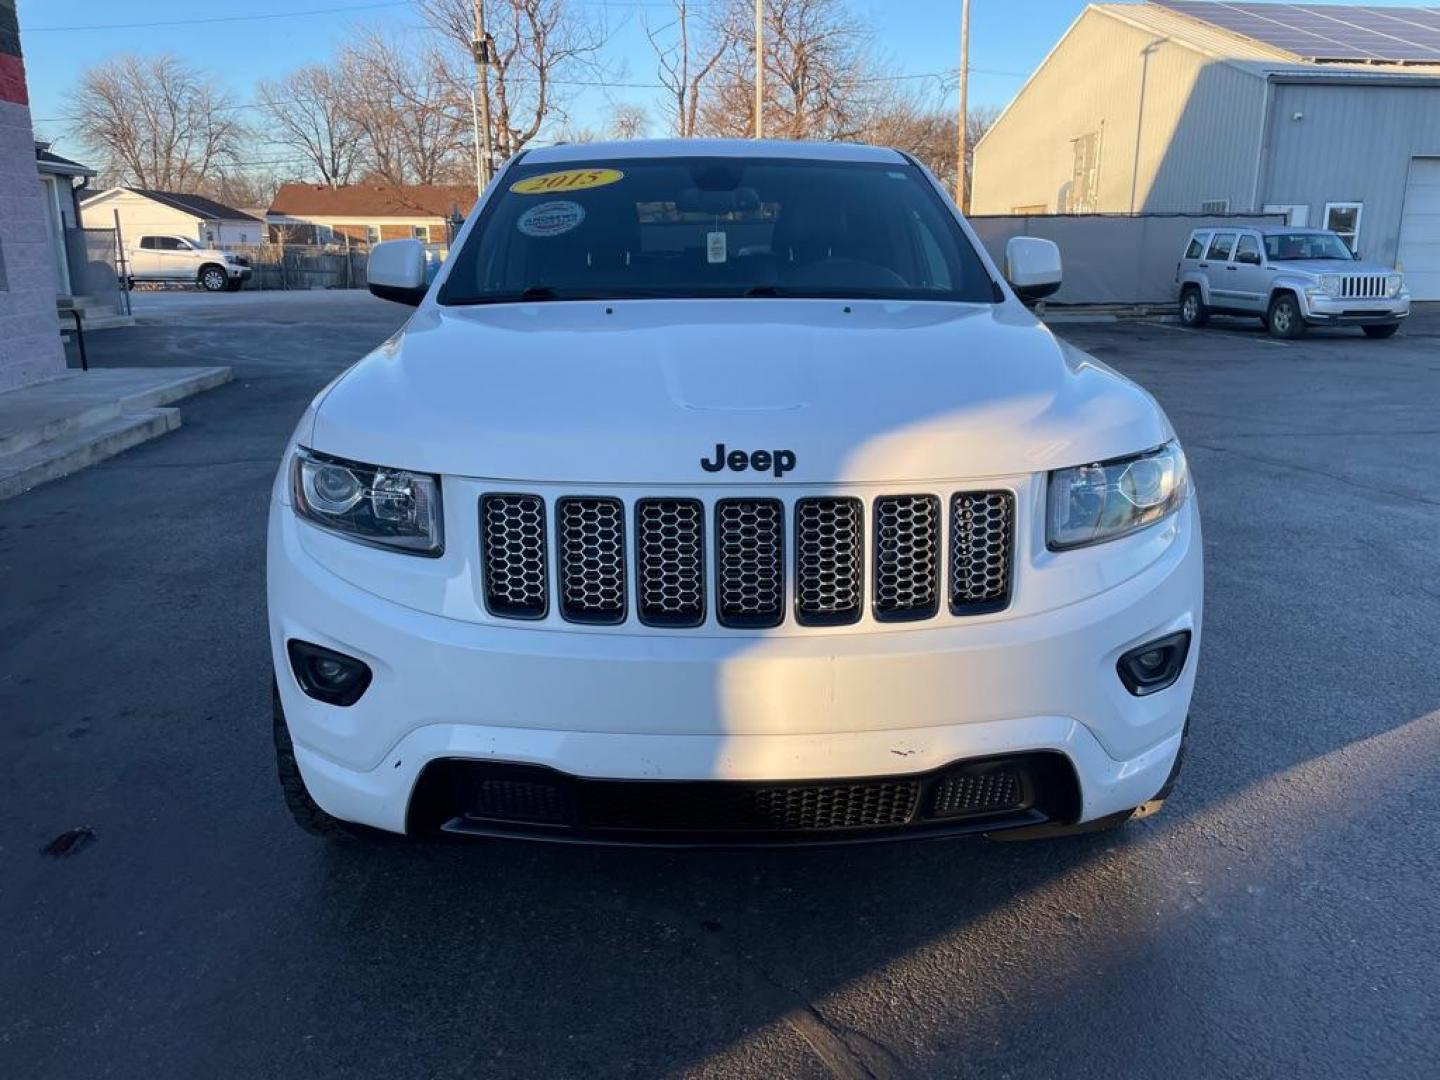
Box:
[1311, 275, 1342, 298]
[1386, 273, 1404, 298]
[1047, 441, 1188, 550]
[291, 448, 443, 555]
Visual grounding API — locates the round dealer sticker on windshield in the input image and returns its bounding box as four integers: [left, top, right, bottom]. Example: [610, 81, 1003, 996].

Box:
[517, 201, 586, 238]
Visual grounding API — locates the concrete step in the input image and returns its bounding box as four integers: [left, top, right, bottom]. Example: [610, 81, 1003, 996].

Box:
[0, 367, 229, 458]
[0, 366, 231, 499]
[0, 408, 180, 500]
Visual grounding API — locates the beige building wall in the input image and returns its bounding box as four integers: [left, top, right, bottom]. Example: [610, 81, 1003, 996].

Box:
[971, 7, 1268, 216]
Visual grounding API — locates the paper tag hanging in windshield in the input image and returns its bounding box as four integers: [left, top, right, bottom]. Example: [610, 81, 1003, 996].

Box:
[706, 231, 728, 264]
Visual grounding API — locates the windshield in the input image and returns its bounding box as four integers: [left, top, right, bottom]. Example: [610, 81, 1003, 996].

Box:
[439, 156, 998, 305]
[1264, 232, 1355, 261]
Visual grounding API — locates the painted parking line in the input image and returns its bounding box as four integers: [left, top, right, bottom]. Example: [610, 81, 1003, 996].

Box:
[1139, 320, 1292, 347]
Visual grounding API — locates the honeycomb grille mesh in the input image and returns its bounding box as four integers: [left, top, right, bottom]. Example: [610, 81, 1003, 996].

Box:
[873, 495, 941, 620]
[557, 497, 626, 624]
[636, 499, 705, 626]
[795, 498, 863, 625]
[582, 778, 921, 831]
[950, 491, 1014, 613]
[931, 768, 1023, 818]
[481, 494, 547, 618]
[715, 499, 784, 627]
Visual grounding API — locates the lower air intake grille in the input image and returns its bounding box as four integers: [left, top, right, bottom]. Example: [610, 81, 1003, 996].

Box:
[583, 778, 921, 831]
[930, 767, 1023, 817]
[795, 497, 863, 625]
[636, 499, 705, 626]
[480, 494, 547, 619]
[950, 491, 1014, 614]
[873, 494, 941, 621]
[557, 497, 626, 624]
[715, 499, 784, 628]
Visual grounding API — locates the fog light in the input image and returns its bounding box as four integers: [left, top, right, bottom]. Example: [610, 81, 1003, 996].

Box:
[287, 640, 372, 706]
[1117, 631, 1191, 696]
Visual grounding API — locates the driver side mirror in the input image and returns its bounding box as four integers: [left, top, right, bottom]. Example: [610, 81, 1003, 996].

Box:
[367, 239, 428, 306]
[1005, 237, 1062, 305]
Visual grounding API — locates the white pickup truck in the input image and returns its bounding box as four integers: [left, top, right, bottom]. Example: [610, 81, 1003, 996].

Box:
[127, 234, 252, 292]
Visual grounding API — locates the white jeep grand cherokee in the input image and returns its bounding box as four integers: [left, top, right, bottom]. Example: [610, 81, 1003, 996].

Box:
[268, 140, 1202, 845]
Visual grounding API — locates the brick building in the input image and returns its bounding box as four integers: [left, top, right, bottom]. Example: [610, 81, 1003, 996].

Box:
[266, 183, 475, 247]
[0, 0, 65, 393]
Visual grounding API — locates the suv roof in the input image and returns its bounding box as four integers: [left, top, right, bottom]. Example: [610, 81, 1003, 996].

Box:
[1190, 225, 1333, 237]
[520, 138, 909, 167]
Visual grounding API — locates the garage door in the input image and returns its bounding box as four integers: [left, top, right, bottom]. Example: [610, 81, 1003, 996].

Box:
[1397, 158, 1440, 301]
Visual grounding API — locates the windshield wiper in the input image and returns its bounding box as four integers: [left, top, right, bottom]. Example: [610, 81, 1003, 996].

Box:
[743, 284, 783, 297]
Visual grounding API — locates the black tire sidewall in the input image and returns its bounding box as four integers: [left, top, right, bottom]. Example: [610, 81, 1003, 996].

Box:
[1267, 294, 1304, 339]
[200, 266, 228, 292]
[1180, 287, 1205, 327]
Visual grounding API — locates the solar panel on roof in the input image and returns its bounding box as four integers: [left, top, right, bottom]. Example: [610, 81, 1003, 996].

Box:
[1153, 1, 1440, 63]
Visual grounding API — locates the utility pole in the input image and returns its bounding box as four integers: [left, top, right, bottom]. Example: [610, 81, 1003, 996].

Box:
[754, 0, 764, 138]
[954, 0, 971, 209]
[471, 0, 495, 191]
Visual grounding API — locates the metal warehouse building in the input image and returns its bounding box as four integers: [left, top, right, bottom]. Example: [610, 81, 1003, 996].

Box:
[971, 1, 1440, 298]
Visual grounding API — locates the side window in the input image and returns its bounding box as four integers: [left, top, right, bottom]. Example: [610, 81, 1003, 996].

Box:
[139, 236, 157, 250]
[1206, 232, 1236, 261]
[1234, 234, 1261, 265]
[1184, 235, 1207, 259]
[157, 237, 183, 251]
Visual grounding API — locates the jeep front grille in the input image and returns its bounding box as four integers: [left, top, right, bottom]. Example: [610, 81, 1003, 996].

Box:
[795, 497, 864, 625]
[557, 497, 626, 624]
[477, 488, 1015, 629]
[1340, 275, 1387, 300]
[873, 495, 941, 621]
[636, 499, 705, 626]
[480, 494, 547, 619]
[716, 499, 785, 628]
[950, 491, 1014, 614]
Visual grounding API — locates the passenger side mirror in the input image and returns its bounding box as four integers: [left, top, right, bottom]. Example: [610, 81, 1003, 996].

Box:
[1237, 250, 1261, 266]
[367, 239, 428, 306]
[1004, 237, 1062, 304]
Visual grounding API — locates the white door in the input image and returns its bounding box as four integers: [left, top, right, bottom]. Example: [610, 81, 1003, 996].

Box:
[1397, 158, 1440, 301]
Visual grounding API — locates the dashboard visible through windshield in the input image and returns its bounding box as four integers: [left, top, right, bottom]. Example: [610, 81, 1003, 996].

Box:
[438, 156, 999, 305]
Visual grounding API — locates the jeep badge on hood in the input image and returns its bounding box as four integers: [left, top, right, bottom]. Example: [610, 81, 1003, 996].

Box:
[700, 443, 796, 477]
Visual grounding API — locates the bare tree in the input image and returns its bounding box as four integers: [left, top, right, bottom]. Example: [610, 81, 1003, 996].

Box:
[257, 65, 364, 187]
[698, 0, 875, 141]
[608, 103, 649, 141]
[68, 54, 247, 190]
[337, 30, 471, 185]
[643, 0, 735, 137]
[418, 0, 609, 167]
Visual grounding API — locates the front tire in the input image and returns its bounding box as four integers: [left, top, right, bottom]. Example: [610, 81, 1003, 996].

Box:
[273, 682, 364, 839]
[1266, 292, 1306, 339]
[1178, 286, 1208, 328]
[199, 265, 229, 292]
[1362, 324, 1399, 339]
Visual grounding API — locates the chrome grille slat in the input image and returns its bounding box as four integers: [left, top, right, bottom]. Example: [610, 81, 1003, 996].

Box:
[873, 495, 941, 621]
[636, 499, 705, 626]
[557, 497, 626, 624]
[716, 499, 785, 628]
[795, 497, 863, 626]
[480, 494, 547, 619]
[949, 491, 1014, 615]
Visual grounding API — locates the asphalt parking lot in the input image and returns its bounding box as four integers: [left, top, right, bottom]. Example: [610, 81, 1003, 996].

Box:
[2, 292, 1438, 1079]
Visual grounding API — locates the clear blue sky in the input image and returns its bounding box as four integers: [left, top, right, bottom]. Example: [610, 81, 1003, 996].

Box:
[16, 0, 1429, 160]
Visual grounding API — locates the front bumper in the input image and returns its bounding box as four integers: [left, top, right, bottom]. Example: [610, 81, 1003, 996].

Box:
[1301, 293, 1409, 324]
[226, 264, 252, 280]
[268, 494, 1202, 840]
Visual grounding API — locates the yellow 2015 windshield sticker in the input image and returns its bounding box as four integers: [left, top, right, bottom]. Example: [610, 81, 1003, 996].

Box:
[510, 168, 624, 195]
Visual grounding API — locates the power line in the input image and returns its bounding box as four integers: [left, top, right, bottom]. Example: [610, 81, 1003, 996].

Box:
[23, 2, 415, 33]
[24, 0, 707, 33]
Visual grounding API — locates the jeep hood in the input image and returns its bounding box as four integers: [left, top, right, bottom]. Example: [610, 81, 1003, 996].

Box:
[1276, 259, 1394, 276]
[308, 300, 1172, 484]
